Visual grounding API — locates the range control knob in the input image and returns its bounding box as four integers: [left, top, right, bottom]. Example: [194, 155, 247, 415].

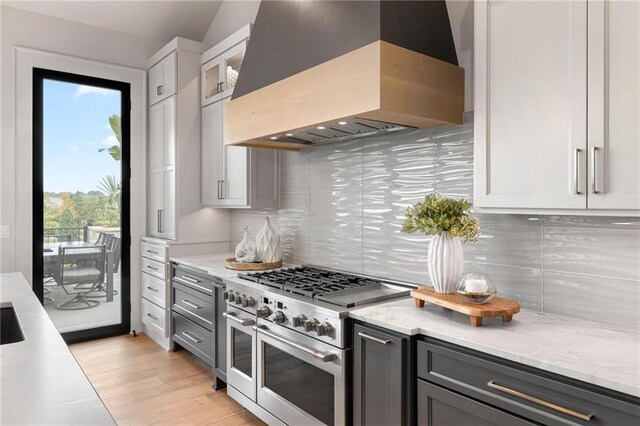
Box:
[240, 295, 248, 307]
[292, 314, 307, 328]
[316, 322, 333, 337]
[271, 311, 285, 324]
[227, 292, 236, 302]
[256, 306, 271, 318]
[303, 318, 318, 332]
[234, 294, 243, 305]
[244, 297, 256, 307]
[223, 291, 230, 300]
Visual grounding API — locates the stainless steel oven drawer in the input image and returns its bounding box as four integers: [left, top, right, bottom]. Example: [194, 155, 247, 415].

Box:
[172, 282, 213, 331]
[172, 311, 213, 367]
[418, 339, 640, 426]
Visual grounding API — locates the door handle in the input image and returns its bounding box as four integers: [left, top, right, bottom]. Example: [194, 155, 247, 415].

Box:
[220, 180, 225, 199]
[574, 149, 582, 195]
[146, 286, 159, 292]
[254, 325, 338, 362]
[358, 332, 391, 345]
[180, 275, 201, 284]
[487, 381, 594, 421]
[157, 85, 163, 96]
[591, 146, 600, 194]
[223, 311, 254, 326]
[146, 312, 159, 320]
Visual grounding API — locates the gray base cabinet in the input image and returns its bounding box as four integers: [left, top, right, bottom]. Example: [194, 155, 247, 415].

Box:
[171, 263, 226, 389]
[418, 338, 640, 426]
[417, 380, 534, 426]
[353, 323, 412, 426]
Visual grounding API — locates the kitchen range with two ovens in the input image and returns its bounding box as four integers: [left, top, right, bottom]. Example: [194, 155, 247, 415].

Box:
[222, 266, 413, 426]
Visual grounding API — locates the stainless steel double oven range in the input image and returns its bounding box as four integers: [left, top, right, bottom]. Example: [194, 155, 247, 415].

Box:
[223, 266, 412, 426]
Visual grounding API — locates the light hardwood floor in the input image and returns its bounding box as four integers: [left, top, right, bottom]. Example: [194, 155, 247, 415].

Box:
[70, 334, 265, 425]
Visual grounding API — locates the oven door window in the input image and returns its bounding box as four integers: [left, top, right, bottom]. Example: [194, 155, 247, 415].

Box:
[232, 328, 252, 378]
[264, 342, 335, 425]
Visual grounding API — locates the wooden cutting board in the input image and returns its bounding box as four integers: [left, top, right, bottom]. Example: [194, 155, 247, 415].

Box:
[411, 285, 520, 327]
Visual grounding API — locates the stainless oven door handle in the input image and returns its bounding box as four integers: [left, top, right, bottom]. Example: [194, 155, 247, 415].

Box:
[254, 325, 337, 363]
[223, 311, 255, 326]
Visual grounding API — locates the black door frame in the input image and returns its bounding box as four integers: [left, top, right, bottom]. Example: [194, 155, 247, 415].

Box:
[32, 68, 131, 344]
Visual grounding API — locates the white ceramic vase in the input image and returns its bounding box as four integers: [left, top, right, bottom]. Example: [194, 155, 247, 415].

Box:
[235, 227, 256, 263]
[427, 232, 464, 293]
[256, 216, 281, 263]
[226, 66, 239, 90]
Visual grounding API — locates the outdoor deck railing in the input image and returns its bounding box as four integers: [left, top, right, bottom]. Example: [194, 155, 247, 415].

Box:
[43, 226, 88, 243]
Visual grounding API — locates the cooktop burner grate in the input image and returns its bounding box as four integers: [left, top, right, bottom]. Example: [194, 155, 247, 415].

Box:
[238, 266, 394, 305]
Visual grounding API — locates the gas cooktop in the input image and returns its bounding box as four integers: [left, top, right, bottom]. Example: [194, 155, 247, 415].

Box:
[238, 266, 412, 308]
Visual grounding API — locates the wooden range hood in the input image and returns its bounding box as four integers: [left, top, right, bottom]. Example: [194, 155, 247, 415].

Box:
[225, 0, 464, 151]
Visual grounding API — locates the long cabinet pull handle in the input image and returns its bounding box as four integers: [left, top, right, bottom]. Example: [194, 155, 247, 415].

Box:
[591, 147, 600, 194]
[181, 331, 202, 344]
[255, 325, 338, 362]
[223, 311, 255, 326]
[157, 210, 161, 233]
[146, 265, 158, 271]
[217, 180, 221, 200]
[180, 275, 201, 284]
[182, 299, 202, 309]
[146, 286, 158, 292]
[220, 180, 224, 199]
[146, 249, 158, 254]
[146, 312, 158, 320]
[574, 149, 582, 195]
[487, 381, 594, 421]
[358, 332, 391, 345]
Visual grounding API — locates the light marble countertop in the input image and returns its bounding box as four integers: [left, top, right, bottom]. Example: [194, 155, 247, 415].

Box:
[0, 273, 114, 425]
[349, 297, 640, 398]
[170, 253, 294, 279]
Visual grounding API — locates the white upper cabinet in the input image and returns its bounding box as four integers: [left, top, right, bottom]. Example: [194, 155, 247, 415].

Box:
[474, 0, 639, 214]
[201, 24, 251, 107]
[474, 0, 587, 210]
[201, 25, 280, 209]
[148, 51, 177, 106]
[587, 0, 640, 210]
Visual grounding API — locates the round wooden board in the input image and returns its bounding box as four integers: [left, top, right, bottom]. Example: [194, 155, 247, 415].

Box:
[225, 258, 283, 271]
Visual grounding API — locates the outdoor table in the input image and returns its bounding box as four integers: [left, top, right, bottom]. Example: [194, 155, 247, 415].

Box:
[43, 242, 115, 302]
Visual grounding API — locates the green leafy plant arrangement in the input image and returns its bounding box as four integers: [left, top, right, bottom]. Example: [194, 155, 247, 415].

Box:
[401, 195, 480, 242]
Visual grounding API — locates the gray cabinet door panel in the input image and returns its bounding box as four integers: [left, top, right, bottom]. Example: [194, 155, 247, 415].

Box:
[418, 339, 640, 425]
[213, 281, 227, 384]
[172, 282, 214, 331]
[172, 311, 213, 367]
[418, 380, 535, 426]
[353, 323, 406, 426]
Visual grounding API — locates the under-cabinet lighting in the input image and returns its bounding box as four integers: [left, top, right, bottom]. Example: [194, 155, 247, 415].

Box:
[270, 136, 278, 140]
[317, 126, 325, 130]
[286, 133, 293, 137]
[338, 121, 347, 125]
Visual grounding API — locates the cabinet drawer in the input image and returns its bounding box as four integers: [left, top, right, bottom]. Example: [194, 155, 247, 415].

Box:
[172, 311, 213, 367]
[418, 380, 534, 426]
[418, 339, 640, 425]
[172, 282, 214, 331]
[141, 241, 167, 263]
[141, 297, 168, 337]
[142, 257, 166, 280]
[172, 264, 216, 295]
[142, 272, 166, 308]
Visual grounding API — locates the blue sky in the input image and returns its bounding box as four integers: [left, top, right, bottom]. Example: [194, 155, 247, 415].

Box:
[43, 80, 121, 193]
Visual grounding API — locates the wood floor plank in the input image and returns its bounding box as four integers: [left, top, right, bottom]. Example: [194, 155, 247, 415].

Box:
[70, 334, 265, 425]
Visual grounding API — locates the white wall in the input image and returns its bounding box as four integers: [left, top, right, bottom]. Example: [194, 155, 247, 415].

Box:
[0, 6, 167, 331]
[201, 0, 261, 48]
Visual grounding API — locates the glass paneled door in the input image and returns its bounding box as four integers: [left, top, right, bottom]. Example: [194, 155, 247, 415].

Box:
[32, 68, 130, 343]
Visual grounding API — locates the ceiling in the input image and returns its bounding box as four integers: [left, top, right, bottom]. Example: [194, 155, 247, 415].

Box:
[3, 1, 223, 42]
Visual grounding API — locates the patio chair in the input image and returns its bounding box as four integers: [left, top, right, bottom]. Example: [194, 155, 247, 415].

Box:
[53, 245, 106, 310]
[85, 236, 121, 299]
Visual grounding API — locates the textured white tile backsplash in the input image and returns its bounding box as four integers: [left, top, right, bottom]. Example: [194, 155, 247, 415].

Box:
[230, 113, 640, 330]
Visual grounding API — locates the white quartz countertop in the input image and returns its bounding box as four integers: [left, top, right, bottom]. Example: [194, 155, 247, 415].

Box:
[349, 297, 640, 398]
[170, 253, 294, 279]
[0, 273, 114, 425]
[170, 253, 239, 278]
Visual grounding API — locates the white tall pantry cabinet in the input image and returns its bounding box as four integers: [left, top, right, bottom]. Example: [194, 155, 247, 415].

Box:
[143, 38, 230, 349]
[474, 0, 639, 214]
